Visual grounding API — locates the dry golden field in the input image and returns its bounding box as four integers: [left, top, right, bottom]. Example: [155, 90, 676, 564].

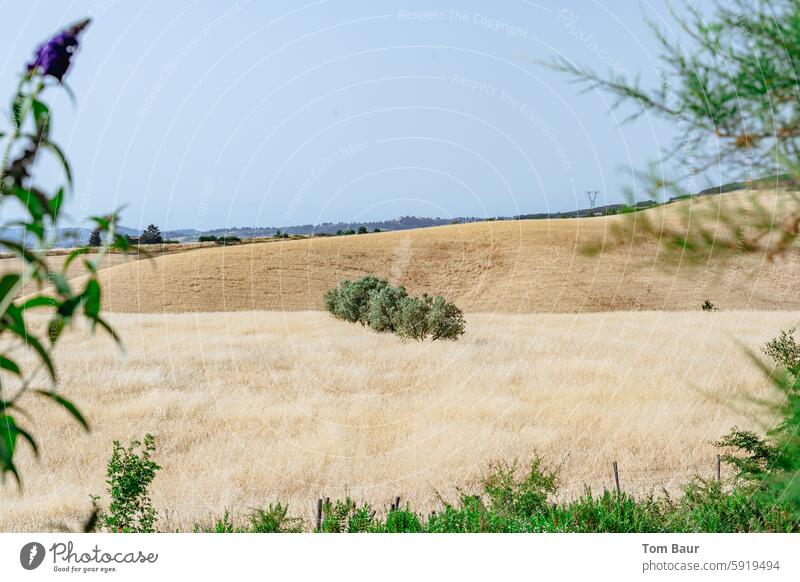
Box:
[78, 190, 800, 314]
[0, 309, 794, 531]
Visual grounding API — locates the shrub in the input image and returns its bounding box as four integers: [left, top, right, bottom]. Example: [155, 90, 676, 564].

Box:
[325, 276, 389, 324]
[193, 510, 238, 533]
[92, 434, 160, 533]
[482, 459, 557, 520]
[357, 226, 367, 234]
[320, 498, 375, 532]
[248, 503, 304, 532]
[366, 285, 407, 332]
[427, 295, 466, 341]
[394, 295, 431, 340]
[324, 276, 466, 341]
[701, 299, 717, 312]
[198, 235, 217, 242]
[383, 509, 423, 533]
[763, 328, 800, 380]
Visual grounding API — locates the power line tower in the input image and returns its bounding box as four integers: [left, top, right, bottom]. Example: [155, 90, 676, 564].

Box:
[586, 190, 599, 211]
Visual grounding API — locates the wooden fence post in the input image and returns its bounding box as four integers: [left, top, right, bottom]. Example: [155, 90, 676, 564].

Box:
[315, 498, 323, 531]
[716, 454, 721, 482]
[612, 461, 621, 494]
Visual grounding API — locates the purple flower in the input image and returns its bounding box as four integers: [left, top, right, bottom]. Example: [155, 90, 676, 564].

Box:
[27, 19, 90, 81]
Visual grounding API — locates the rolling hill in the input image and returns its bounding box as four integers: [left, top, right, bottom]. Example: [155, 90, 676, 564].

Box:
[91, 190, 800, 314]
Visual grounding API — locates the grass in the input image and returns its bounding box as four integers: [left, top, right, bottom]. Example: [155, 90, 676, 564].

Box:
[1, 309, 795, 532]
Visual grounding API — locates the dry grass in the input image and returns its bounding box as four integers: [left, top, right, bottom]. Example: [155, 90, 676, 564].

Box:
[81, 190, 800, 314]
[1, 309, 795, 532]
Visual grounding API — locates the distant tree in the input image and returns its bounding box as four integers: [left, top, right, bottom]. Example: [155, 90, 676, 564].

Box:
[373, 228, 381, 233]
[357, 226, 368, 234]
[88, 228, 102, 247]
[336, 229, 343, 236]
[274, 229, 282, 238]
[343, 228, 355, 236]
[139, 224, 163, 245]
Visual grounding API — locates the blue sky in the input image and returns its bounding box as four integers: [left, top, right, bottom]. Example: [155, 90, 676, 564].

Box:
[1, 1, 719, 231]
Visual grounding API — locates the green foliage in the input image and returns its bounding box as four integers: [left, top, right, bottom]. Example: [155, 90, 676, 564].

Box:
[427, 295, 466, 341]
[394, 295, 431, 341]
[712, 329, 800, 515]
[320, 497, 376, 533]
[198, 235, 217, 242]
[357, 226, 367, 234]
[248, 503, 304, 533]
[324, 276, 389, 325]
[763, 328, 800, 380]
[325, 276, 466, 341]
[549, 0, 800, 175]
[551, 2, 800, 263]
[92, 435, 160, 533]
[366, 284, 407, 332]
[701, 299, 717, 312]
[1, 19, 128, 486]
[215, 236, 241, 245]
[139, 224, 163, 245]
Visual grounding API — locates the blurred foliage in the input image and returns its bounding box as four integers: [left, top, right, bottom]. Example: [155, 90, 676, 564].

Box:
[1, 19, 129, 487]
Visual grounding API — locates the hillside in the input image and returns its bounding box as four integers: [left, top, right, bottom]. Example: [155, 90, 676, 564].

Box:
[89, 190, 800, 314]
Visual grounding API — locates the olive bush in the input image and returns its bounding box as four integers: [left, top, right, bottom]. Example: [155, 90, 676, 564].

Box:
[324, 276, 465, 341]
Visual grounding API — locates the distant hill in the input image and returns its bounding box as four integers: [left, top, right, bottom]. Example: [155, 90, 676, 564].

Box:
[5, 176, 793, 247]
[89, 189, 800, 314]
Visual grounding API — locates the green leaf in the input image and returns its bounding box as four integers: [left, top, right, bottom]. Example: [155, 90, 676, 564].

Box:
[0, 274, 21, 299]
[83, 279, 101, 319]
[0, 356, 21, 376]
[49, 187, 64, 220]
[94, 316, 122, 346]
[1, 306, 56, 380]
[35, 390, 89, 431]
[32, 99, 50, 138]
[20, 296, 58, 311]
[0, 414, 20, 485]
[47, 316, 65, 344]
[15, 425, 38, 458]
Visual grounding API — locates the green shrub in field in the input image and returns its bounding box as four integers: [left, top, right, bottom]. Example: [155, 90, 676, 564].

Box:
[193, 510, 237, 533]
[394, 295, 431, 340]
[324, 276, 389, 324]
[325, 276, 466, 341]
[248, 503, 304, 532]
[92, 435, 160, 533]
[366, 284, 407, 332]
[666, 478, 797, 533]
[763, 328, 800, 381]
[320, 498, 376, 532]
[193, 505, 304, 533]
[427, 295, 466, 341]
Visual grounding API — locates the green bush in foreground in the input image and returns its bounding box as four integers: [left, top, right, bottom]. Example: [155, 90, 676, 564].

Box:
[325, 276, 465, 341]
[92, 435, 160, 533]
